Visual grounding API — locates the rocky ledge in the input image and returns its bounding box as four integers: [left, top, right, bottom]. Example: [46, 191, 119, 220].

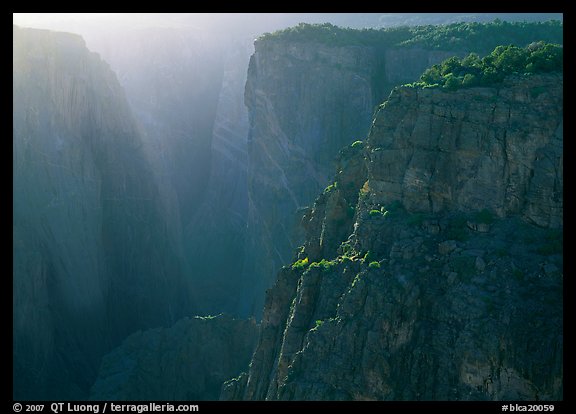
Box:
[222, 73, 563, 401]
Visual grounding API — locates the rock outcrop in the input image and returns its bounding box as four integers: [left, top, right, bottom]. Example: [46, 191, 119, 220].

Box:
[13, 26, 192, 399]
[222, 73, 563, 401]
[242, 39, 452, 316]
[240, 26, 563, 316]
[90, 315, 259, 401]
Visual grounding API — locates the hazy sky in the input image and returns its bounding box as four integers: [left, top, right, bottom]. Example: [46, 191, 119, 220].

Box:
[13, 13, 563, 34]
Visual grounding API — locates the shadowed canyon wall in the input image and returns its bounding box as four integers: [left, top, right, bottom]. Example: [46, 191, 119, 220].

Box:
[223, 73, 563, 401]
[13, 26, 193, 399]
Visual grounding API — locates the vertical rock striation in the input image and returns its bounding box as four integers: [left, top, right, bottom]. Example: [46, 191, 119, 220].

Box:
[13, 26, 192, 399]
[242, 39, 458, 316]
[223, 73, 563, 401]
[240, 22, 562, 318]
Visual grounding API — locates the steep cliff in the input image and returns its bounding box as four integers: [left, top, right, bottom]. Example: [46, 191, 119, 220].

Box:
[241, 22, 562, 316]
[90, 315, 258, 400]
[33, 17, 561, 321]
[13, 26, 192, 399]
[241, 40, 443, 316]
[222, 73, 563, 400]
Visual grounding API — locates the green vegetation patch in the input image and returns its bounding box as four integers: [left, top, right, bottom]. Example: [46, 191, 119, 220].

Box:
[399, 20, 562, 53]
[369, 209, 383, 217]
[258, 22, 418, 48]
[257, 21, 562, 54]
[369, 261, 381, 269]
[369, 206, 390, 218]
[310, 258, 338, 272]
[339, 240, 357, 257]
[408, 41, 562, 91]
[292, 257, 309, 271]
[324, 182, 338, 194]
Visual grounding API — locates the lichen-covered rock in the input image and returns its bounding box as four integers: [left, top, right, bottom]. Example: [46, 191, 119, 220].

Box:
[225, 73, 562, 401]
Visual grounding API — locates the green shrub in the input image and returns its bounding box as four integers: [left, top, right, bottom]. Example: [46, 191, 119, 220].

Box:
[444, 74, 462, 90]
[340, 241, 352, 254]
[341, 256, 353, 263]
[259, 21, 562, 55]
[313, 319, 324, 330]
[369, 261, 381, 269]
[414, 41, 562, 91]
[369, 209, 383, 217]
[399, 20, 562, 54]
[292, 257, 309, 271]
[324, 182, 338, 194]
[310, 258, 337, 272]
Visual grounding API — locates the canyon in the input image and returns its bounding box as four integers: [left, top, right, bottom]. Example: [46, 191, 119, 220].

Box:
[12, 16, 563, 401]
[223, 72, 563, 400]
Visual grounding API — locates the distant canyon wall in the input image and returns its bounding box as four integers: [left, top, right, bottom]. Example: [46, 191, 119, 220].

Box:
[13, 26, 193, 399]
[85, 28, 254, 316]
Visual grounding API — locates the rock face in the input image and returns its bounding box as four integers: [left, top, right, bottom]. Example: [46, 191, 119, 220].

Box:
[366, 74, 563, 228]
[90, 315, 259, 401]
[242, 39, 457, 316]
[13, 26, 192, 399]
[75, 20, 563, 319]
[242, 33, 567, 316]
[222, 73, 563, 401]
[241, 23, 564, 318]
